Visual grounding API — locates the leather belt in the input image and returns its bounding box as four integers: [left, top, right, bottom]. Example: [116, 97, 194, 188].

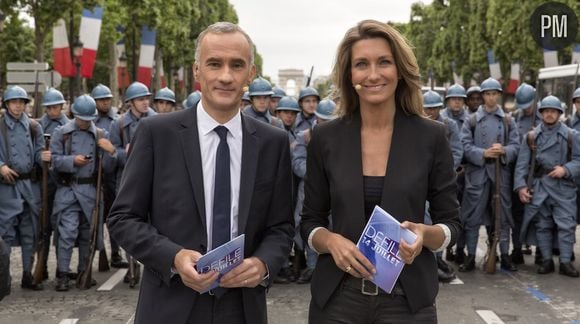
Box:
[59, 175, 97, 186]
[342, 275, 405, 296]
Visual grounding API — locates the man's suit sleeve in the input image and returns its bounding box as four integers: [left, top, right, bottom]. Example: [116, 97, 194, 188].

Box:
[251, 133, 295, 283]
[107, 119, 183, 286]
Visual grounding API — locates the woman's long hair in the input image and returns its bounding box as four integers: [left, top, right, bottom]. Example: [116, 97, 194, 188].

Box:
[332, 20, 423, 118]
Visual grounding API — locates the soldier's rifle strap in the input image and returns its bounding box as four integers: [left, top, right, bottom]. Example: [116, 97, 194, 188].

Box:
[526, 129, 573, 161]
[469, 113, 512, 146]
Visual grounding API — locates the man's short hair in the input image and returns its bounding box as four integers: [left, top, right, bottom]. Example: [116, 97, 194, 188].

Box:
[194, 22, 255, 64]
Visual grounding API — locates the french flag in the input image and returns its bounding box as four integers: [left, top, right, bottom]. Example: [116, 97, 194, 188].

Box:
[543, 49, 558, 67]
[158, 51, 166, 88]
[79, 6, 103, 78]
[572, 44, 580, 64]
[506, 62, 520, 95]
[137, 26, 156, 87]
[487, 50, 502, 80]
[52, 19, 75, 77]
[116, 27, 130, 89]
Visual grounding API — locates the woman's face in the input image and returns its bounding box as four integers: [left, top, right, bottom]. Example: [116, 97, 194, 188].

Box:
[350, 38, 399, 108]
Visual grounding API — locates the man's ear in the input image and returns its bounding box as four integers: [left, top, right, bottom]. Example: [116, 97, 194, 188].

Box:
[248, 64, 256, 84]
[194, 63, 199, 79]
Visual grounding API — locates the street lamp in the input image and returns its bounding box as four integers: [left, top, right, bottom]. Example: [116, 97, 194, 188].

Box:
[119, 51, 128, 98]
[73, 38, 84, 98]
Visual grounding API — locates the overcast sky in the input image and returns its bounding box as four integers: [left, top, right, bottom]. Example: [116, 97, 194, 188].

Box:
[229, 0, 431, 84]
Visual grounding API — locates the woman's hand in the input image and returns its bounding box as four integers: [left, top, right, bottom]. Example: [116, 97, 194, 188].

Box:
[399, 221, 425, 264]
[325, 232, 376, 278]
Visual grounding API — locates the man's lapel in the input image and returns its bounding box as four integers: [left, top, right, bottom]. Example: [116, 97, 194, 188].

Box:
[238, 114, 258, 234]
[179, 109, 206, 230]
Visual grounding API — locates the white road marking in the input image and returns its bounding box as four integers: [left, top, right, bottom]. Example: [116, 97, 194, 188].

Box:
[97, 269, 127, 291]
[126, 312, 135, 324]
[449, 277, 464, 285]
[58, 319, 79, 324]
[476, 310, 505, 324]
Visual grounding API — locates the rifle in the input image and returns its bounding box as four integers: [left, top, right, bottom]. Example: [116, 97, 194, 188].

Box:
[77, 152, 103, 289]
[525, 79, 542, 195]
[32, 134, 51, 284]
[98, 248, 110, 272]
[33, 69, 40, 119]
[485, 141, 502, 274]
[305, 66, 314, 87]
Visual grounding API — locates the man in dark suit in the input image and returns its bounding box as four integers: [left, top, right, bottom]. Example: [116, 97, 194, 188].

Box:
[108, 22, 294, 324]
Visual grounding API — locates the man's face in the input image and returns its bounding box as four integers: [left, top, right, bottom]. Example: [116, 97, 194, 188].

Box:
[424, 107, 441, 120]
[251, 95, 270, 113]
[194, 32, 255, 114]
[447, 97, 464, 112]
[466, 93, 483, 111]
[269, 97, 281, 111]
[6, 99, 26, 119]
[574, 98, 580, 113]
[74, 117, 91, 130]
[277, 110, 297, 127]
[45, 104, 63, 119]
[540, 108, 560, 125]
[482, 91, 500, 109]
[130, 96, 150, 115]
[154, 100, 174, 114]
[300, 96, 318, 116]
[96, 98, 112, 114]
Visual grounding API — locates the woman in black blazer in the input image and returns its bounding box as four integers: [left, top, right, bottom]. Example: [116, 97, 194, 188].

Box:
[300, 20, 461, 323]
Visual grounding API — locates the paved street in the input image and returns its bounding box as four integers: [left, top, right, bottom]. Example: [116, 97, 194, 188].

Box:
[1, 229, 580, 324]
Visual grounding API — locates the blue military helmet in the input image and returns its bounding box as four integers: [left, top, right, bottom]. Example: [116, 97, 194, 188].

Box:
[71, 95, 98, 121]
[91, 84, 113, 100]
[242, 91, 251, 102]
[445, 84, 466, 99]
[573, 87, 580, 100]
[466, 86, 481, 96]
[298, 87, 320, 102]
[515, 83, 536, 109]
[314, 99, 337, 120]
[480, 77, 502, 93]
[248, 77, 273, 97]
[124, 82, 152, 102]
[423, 90, 444, 108]
[183, 91, 201, 109]
[538, 95, 564, 114]
[42, 88, 66, 106]
[272, 86, 286, 99]
[3, 85, 30, 105]
[275, 96, 300, 112]
[154, 87, 176, 103]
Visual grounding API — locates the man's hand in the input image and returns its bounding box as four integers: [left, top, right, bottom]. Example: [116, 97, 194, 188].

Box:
[97, 138, 115, 155]
[548, 165, 567, 179]
[41, 150, 51, 163]
[483, 143, 504, 158]
[219, 257, 267, 288]
[73, 155, 91, 167]
[0, 165, 18, 183]
[173, 249, 219, 293]
[518, 187, 532, 204]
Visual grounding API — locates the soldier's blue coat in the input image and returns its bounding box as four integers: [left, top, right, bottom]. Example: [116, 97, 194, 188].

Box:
[242, 105, 283, 128]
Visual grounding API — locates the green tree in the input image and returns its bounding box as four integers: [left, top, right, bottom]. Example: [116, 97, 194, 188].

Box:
[0, 15, 35, 88]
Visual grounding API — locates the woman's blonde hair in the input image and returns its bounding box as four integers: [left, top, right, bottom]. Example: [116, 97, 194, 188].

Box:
[332, 20, 423, 118]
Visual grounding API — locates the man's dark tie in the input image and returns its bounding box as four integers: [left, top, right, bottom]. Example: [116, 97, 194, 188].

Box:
[212, 125, 231, 249]
[210, 126, 231, 298]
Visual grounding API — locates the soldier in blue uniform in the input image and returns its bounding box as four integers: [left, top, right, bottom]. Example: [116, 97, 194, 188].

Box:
[269, 86, 286, 115]
[292, 99, 337, 284]
[466, 86, 483, 114]
[153, 87, 176, 114]
[572, 88, 580, 226]
[423, 90, 462, 282]
[242, 77, 283, 128]
[36, 88, 70, 280]
[91, 84, 128, 269]
[510, 83, 541, 264]
[514, 96, 580, 277]
[239, 91, 251, 111]
[183, 91, 201, 110]
[293, 87, 320, 133]
[275, 96, 300, 143]
[441, 84, 469, 263]
[459, 77, 520, 272]
[0, 86, 48, 290]
[50, 95, 117, 291]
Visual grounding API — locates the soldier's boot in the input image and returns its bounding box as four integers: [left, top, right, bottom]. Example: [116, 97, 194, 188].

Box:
[55, 272, 69, 292]
[458, 254, 475, 272]
[510, 248, 524, 265]
[111, 251, 129, 269]
[559, 262, 579, 278]
[500, 254, 518, 271]
[455, 249, 465, 265]
[437, 256, 456, 283]
[534, 249, 544, 266]
[537, 259, 555, 274]
[445, 247, 455, 262]
[21, 271, 43, 291]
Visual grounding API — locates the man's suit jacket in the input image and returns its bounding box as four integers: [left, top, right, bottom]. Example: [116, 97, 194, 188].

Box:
[300, 108, 461, 313]
[108, 108, 294, 324]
